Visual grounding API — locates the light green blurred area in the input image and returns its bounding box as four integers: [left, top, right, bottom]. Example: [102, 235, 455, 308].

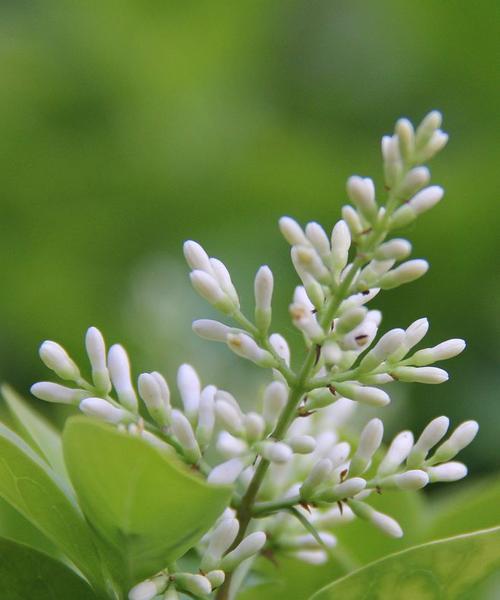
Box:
[0, 1, 498, 474]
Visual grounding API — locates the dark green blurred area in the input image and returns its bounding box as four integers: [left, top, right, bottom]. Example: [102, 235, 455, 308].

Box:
[0, 1, 498, 473]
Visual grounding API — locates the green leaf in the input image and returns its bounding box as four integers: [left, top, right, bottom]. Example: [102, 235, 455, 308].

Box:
[0, 536, 97, 599]
[424, 476, 500, 541]
[1, 384, 68, 480]
[0, 422, 104, 592]
[63, 416, 232, 587]
[309, 526, 500, 600]
[0, 496, 60, 560]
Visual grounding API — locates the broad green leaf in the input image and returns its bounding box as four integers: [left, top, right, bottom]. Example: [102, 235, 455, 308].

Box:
[0, 422, 104, 592]
[0, 536, 97, 599]
[0, 496, 60, 560]
[63, 416, 232, 588]
[1, 384, 68, 480]
[309, 526, 500, 600]
[424, 476, 500, 542]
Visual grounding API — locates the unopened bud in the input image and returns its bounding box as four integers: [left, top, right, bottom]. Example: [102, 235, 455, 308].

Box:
[359, 328, 406, 371]
[215, 399, 244, 436]
[380, 469, 429, 491]
[397, 166, 430, 198]
[128, 574, 168, 600]
[279, 216, 308, 245]
[336, 307, 367, 335]
[349, 418, 384, 476]
[300, 458, 333, 499]
[418, 130, 448, 162]
[196, 385, 216, 448]
[395, 117, 415, 161]
[174, 573, 211, 597]
[177, 364, 201, 422]
[183, 240, 213, 273]
[350, 500, 403, 538]
[379, 259, 429, 289]
[412, 339, 466, 366]
[201, 517, 239, 571]
[263, 381, 287, 429]
[254, 265, 274, 332]
[426, 461, 467, 482]
[206, 570, 225, 589]
[341, 205, 364, 236]
[244, 412, 265, 443]
[190, 270, 234, 313]
[192, 319, 233, 342]
[171, 409, 201, 463]
[220, 532, 266, 571]
[216, 431, 247, 458]
[39, 341, 80, 382]
[305, 221, 331, 258]
[269, 334, 291, 366]
[346, 176, 377, 222]
[377, 431, 414, 476]
[334, 382, 390, 407]
[392, 366, 448, 384]
[80, 398, 131, 424]
[227, 333, 275, 367]
[374, 239, 412, 261]
[259, 440, 292, 463]
[31, 382, 88, 405]
[108, 344, 137, 412]
[320, 477, 366, 502]
[138, 373, 171, 426]
[408, 185, 444, 216]
[331, 220, 351, 273]
[207, 457, 247, 485]
[85, 327, 111, 394]
[407, 416, 449, 467]
[431, 420, 479, 464]
[416, 110, 442, 148]
[287, 435, 316, 454]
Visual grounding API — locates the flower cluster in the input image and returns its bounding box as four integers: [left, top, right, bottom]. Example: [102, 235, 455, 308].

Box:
[31, 111, 478, 600]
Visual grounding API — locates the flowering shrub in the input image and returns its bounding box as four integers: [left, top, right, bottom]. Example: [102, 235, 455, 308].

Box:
[0, 112, 498, 600]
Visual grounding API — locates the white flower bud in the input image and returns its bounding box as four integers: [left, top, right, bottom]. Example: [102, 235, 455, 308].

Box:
[411, 339, 466, 366]
[207, 457, 247, 485]
[128, 574, 168, 600]
[407, 416, 449, 467]
[390, 203, 417, 229]
[138, 372, 171, 426]
[379, 259, 429, 289]
[306, 222, 331, 259]
[397, 166, 430, 198]
[331, 220, 351, 272]
[293, 549, 329, 565]
[370, 510, 403, 538]
[196, 385, 216, 448]
[426, 461, 467, 482]
[263, 381, 287, 429]
[216, 431, 248, 458]
[359, 328, 406, 371]
[408, 185, 444, 217]
[431, 420, 479, 463]
[419, 130, 449, 161]
[269, 333, 291, 366]
[382, 135, 403, 187]
[244, 412, 265, 443]
[287, 532, 337, 550]
[349, 418, 384, 476]
[328, 441, 351, 468]
[201, 517, 239, 572]
[85, 327, 111, 394]
[227, 333, 275, 367]
[31, 382, 88, 405]
[254, 265, 274, 331]
[215, 399, 245, 436]
[171, 409, 201, 463]
[259, 441, 293, 464]
[416, 110, 442, 148]
[80, 398, 130, 424]
[221, 531, 266, 571]
[336, 307, 367, 335]
[177, 364, 201, 422]
[287, 435, 316, 454]
[391, 469, 429, 490]
[334, 383, 390, 407]
[291, 245, 330, 283]
[206, 570, 225, 589]
[395, 117, 415, 160]
[209, 258, 240, 306]
[346, 176, 377, 222]
[392, 366, 448, 384]
[39, 341, 81, 381]
[313, 505, 355, 528]
[192, 319, 233, 342]
[279, 216, 308, 245]
[377, 431, 414, 476]
[108, 344, 137, 412]
[183, 240, 213, 273]
[341, 205, 364, 236]
[374, 239, 412, 261]
[189, 270, 234, 313]
[174, 573, 211, 597]
[300, 458, 333, 499]
[322, 477, 366, 501]
[401, 318, 429, 354]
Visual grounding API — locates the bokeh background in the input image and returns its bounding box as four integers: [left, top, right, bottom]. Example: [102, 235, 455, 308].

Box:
[0, 0, 498, 482]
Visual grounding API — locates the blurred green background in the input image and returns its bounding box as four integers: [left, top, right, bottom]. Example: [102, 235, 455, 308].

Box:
[0, 0, 498, 476]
